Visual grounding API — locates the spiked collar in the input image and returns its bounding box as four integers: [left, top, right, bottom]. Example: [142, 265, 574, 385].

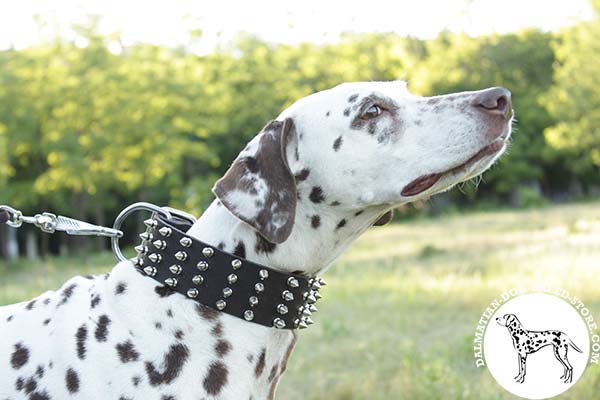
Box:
[133, 213, 324, 330]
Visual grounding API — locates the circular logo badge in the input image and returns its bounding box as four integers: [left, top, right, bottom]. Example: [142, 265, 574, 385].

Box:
[483, 293, 590, 399]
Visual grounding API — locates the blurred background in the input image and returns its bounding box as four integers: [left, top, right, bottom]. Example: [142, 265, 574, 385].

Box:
[1, 1, 600, 398]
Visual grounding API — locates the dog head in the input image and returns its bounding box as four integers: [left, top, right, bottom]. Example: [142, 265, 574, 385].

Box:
[214, 81, 513, 244]
[496, 313, 519, 327]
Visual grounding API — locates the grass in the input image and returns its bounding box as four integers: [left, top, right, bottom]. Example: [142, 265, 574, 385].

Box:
[2, 201, 600, 399]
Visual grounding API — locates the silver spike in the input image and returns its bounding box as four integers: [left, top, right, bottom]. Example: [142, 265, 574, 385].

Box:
[223, 287, 233, 298]
[296, 319, 309, 329]
[179, 237, 192, 248]
[192, 275, 204, 285]
[202, 247, 214, 258]
[132, 257, 144, 267]
[277, 304, 289, 315]
[317, 277, 327, 286]
[308, 304, 318, 313]
[187, 288, 199, 298]
[148, 253, 162, 263]
[158, 227, 172, 237]
[139, 232, 152, 241]
[143, 266, 157, 276]
[244, 310, 254, 321]
[302, 317, 314, 326]
[144, 218, 157, 228]
[135, 245, 148, 255]
[169, 264, 182, 275]
[175, 251, 187, 261]
[282, 290, 294, 302]
[231, 259, 242, 270]
[311, 281, 322, 290]
[255, 283, 264, 293]
[301, 307, 312, 317]
[197, 261, 209, 271]
[249, 296, 259, 307]
[273, 318, 286, 329]
[313, 291, 322, 300]
[216, 300, 226, 310]
[227, 274, 238, 284]
[165, 277, 178, 287]
[259, 269, 269, 280]
[287, 277, 299, 288]
[152, 240, 167, 250]
[306, 294, 317, 304]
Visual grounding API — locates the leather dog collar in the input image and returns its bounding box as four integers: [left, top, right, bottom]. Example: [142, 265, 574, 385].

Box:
[132, 214, 324, 330]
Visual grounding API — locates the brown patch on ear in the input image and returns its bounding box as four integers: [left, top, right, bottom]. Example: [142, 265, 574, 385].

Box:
[373, 210, 394, 226]
[213, 119, 297, 244]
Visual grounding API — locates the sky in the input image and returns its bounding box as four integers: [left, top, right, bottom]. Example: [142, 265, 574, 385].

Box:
[0, 0, 594, 51]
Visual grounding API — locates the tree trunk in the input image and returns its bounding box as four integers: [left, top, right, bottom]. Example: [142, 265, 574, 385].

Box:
[26, 230, 38, 261]
[6, 226, 19, 261]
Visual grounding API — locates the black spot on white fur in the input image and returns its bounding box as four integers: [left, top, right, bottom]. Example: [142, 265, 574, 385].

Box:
[145, 343, 190, 386]
[203, 361, 229, 396]
[255, 232, 277, 254]
[255, 349, 266, 377]
[309, 187, 325, 203]
[115, 282, 127, 295]
[11, 343, 29, 369]
[311, 215, 321, 229]
[336, 219, 347, 230]
[90, 294, 101, 308]
[234, 241, 246, 258]
[155, 285, 175, 298]
[116, 340, 140, 363]
[294, 168, 310, 182]
[348, 94, 359, 103]
[66, 368, 80, 393]
[333, 136, 343, 151]
[76, 325, 87, 360]
[57, 283, 77, 307]
[343, 108, 350, 116]
[95, 315, 111, 342]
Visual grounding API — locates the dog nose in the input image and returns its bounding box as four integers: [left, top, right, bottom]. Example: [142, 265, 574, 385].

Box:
[473, 87, 512, 120]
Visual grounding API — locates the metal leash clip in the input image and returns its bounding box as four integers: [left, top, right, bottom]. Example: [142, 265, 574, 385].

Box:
[0, 204, 123, 237]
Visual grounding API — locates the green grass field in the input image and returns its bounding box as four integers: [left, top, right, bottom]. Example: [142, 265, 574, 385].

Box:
[2, 201, 600, 399]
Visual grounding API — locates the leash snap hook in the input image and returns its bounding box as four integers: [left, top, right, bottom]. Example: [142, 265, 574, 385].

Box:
[0, 205, 23, 228]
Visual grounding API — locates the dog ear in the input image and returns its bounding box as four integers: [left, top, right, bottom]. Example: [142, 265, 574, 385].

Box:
[213, 119, 297, 244]
[373, 209, 394, 226]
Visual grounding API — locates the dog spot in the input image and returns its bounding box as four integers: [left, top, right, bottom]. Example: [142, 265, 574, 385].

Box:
[95, 315, 111, 342]
[294, 168, 310, 182]
[29, 391, 50, 400]
[11, 343, 29, 369]
[57, 283, 77, 307]
[268, 364, 279, 382]
[155, 322, 163, 330]
[333, 136, 343, 151]
[336, 219, 347, 230]
[119, 397, 132, 400]
[24, 377, 37, 394]
[255, 349, 266, 377]
[348, 94, 359, 103]
[174, 329, 184, 340]
[217, 242, 225, 250]
[43, 298, 51, 305]
[255, 232, 277, 254]
[309, 186, 325, 203]
[25, 299, 37, 310]
[161, 396, 176, 400]
[132, 376, 141, 386]
[212, 322, 224, 337]
[76, 325, 87, 360]
[90, 294, 101, 308]
[197, 304, 219, 321]
[354, 210, 364, 216]
[215, 340, 232, 357]
[145, 343, 190, 386]
[15, 377, 24, 391]
[414, 119, 422, 126]
[36, 365, 45, 378]
[247, 354, 254, 363]
[311, 215, 321, 229]
[116, 341, 140, 363]
[325, 111, 330, 117]
[203, 361, 229, 396]
[43, 318, 51, 325]
[115, 282, 127, 295]
[155, 285, 175, 298]
[7, 315, 14, 322]
[343, 108, 350, 117]
[65, 368, 80, 393]
[234, 241, 246, 258]
[166, 309, 173, 318]
[368, 123, 376, 135]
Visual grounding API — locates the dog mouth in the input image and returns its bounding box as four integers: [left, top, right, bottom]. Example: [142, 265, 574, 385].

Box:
[401, 138, 506, 197]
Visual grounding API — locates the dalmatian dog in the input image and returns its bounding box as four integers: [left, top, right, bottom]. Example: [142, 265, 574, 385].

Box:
[0, 81, 512, 400]
[496, 313, 583, 384]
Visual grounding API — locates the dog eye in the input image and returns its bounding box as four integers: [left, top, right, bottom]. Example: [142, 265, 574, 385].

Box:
[361, 105, 382, 120]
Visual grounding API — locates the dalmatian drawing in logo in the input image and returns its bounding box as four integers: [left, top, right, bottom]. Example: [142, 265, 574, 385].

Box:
[496, 313, 583, 384]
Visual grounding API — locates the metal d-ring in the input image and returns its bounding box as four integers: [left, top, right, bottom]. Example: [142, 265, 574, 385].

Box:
[111, 202, 173, 262]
